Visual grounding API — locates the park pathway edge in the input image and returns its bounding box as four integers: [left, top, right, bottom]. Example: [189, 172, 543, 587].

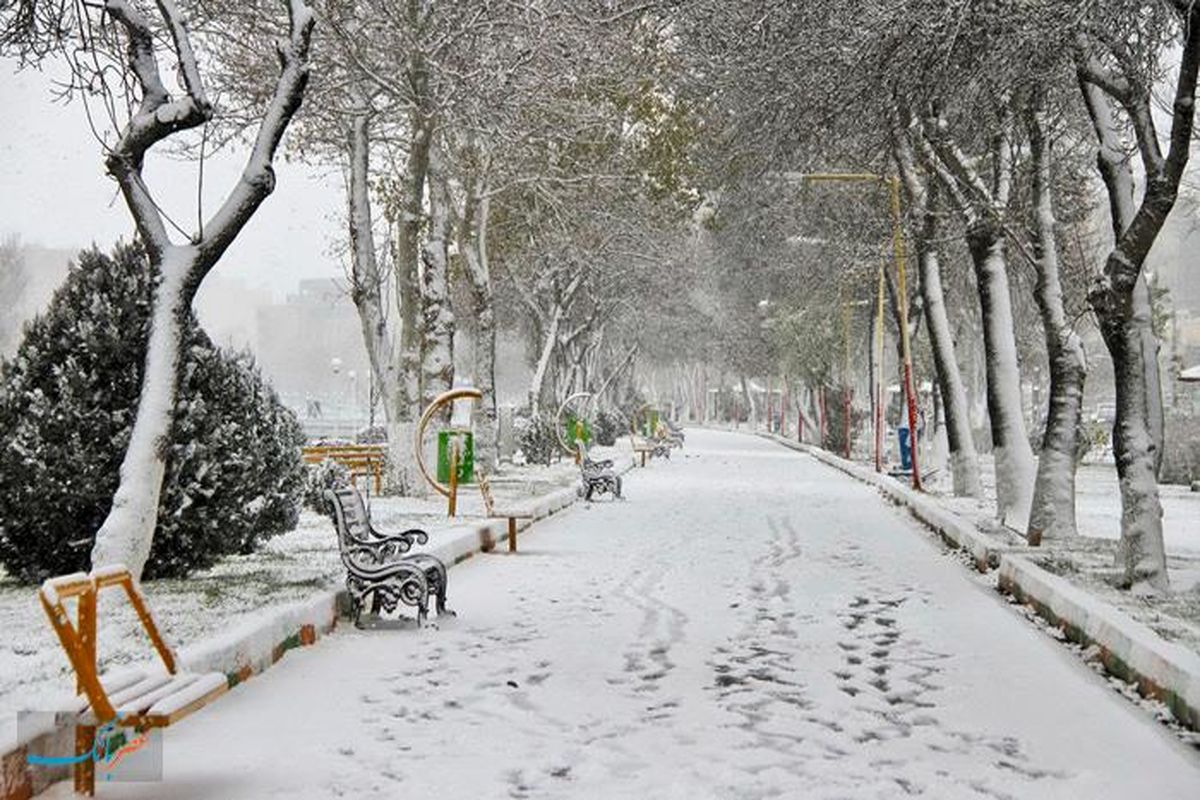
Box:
[757, 431, 1200, 736]
[2, 455, 637, 800]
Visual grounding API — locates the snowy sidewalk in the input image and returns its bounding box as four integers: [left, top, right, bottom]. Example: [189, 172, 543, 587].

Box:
[0, 452, 615, 757]
[43, 429, 1200, 799]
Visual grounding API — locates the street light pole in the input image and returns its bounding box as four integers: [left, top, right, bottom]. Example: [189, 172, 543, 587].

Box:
[875, 263, 886, 474]
[784, 171, 922, 490]
[887, 176, 922, 491]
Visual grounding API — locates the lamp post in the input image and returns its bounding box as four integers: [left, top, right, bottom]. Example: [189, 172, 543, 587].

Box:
[784, 172, 922, 491]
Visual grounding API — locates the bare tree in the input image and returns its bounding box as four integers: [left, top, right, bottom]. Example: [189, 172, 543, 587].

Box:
[891, 113, 982, 498]
[1, 0, 316, 578]
[913, 104, 1037, 529]
[1073, 0, 1200, 591]
[1024, 99, 1088, 544]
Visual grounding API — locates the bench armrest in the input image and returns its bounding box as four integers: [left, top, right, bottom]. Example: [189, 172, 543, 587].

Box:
[367, 526, 430, 548]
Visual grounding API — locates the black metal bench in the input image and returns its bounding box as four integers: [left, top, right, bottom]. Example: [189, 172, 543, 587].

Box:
[664, 419, 686, 447]
[576, 444, 623, 501]
[581, 457, 623, 500]
[326, 486, 452, 627]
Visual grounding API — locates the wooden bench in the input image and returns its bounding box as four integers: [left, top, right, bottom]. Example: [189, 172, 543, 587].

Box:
[628, 433, 669, 467]
[302, 444, 386, 494]
[326, 485, 451, 626]
[478, 475, 535, 553]
[39, 566, 230, 796]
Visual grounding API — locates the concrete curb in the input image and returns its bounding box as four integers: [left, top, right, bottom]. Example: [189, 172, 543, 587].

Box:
[3, 455, 636, 800]
[758, 431, 1200, 733]
[998, 554, 1200, 731]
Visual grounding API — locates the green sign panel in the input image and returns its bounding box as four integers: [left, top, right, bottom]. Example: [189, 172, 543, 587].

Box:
[642, 409, 660, 437]
[565, 415, 592, 447]
[437, 430, 475, 484]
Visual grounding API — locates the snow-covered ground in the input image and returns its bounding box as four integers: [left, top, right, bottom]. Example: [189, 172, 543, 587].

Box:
[43, 430, 1200, 799]
[1074, 463, 1199, 554]
[913, 450, 1200, 656]
[934, 455, 1200, 556]
[0, 458, 588, 754]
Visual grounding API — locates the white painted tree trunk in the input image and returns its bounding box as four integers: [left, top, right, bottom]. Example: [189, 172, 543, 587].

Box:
[965, 225, 1035, 530]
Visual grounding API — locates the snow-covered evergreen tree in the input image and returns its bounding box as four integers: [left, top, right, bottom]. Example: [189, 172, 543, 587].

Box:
[0, 242, 305, 582]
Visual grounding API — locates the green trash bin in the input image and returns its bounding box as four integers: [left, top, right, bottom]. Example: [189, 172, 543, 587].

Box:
[437, 430, 475, 484]
[642, 410, 660, 437]
[565, 415, 592, 447]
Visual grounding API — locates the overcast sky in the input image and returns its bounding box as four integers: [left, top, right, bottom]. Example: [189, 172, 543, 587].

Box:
[0, 59, 345, 300]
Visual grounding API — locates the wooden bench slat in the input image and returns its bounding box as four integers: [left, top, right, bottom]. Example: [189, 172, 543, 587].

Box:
[145, 673, 229, 724]
[104, 674, 175, 710]
[114, 674, 201, 717]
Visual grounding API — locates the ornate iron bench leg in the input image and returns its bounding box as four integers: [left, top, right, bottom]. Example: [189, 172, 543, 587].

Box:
[347, 578, 366, 628]
[405, 554, 452, 617]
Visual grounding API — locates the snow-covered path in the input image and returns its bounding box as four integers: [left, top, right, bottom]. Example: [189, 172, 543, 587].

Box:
[60, 430, 1200, 799]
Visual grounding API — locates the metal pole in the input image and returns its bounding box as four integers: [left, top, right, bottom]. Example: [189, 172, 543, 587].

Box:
[842, 297, 852, 459]
[875, 263, 886, 472]
[888, 176, 922, 490]
[448, 442, 459, 518]
[786, 171, 919, 486]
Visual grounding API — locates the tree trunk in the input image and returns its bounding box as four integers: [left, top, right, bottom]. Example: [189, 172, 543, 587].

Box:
[91, 249, 192, 578]
[1077, 82, 1166, 477]
[90, 2, 314, 576]
[529, 306, 562, 412]
[1102, 316, 1168, 591]
[1074, 16, 1200, 589]
[916, 189, 980, 497]
[965, 223, 1036, 529]
[461, 175, 498, 471]
[346, 110, 397, 423]
[385, 104, 430, 496]
[419, 160, 455, 409]
[1027, 109, 1087, 544]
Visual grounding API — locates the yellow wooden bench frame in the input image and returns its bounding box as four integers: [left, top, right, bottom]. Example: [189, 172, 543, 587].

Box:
[39, 567, 229, 795]
[478, 475, 534, 553]
[302, 444, 386, 494]
[628, 433, 659, 467]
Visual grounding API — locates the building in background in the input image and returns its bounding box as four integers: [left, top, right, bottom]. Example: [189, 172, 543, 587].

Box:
[255, 278, 372, 439]
[194, 274, 273, 353]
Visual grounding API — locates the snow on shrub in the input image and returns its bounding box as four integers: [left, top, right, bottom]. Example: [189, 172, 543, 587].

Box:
[593, 410, 622, 446]
[303, 459, 352, 517]
[0, 242, 305, 582]
[514, 411, 558, 466]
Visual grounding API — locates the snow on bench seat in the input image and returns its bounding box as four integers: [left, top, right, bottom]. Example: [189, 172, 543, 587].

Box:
[145, 672, 228, 721]
[78, 671, 227, 726]
[42, 667, 149, 723]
